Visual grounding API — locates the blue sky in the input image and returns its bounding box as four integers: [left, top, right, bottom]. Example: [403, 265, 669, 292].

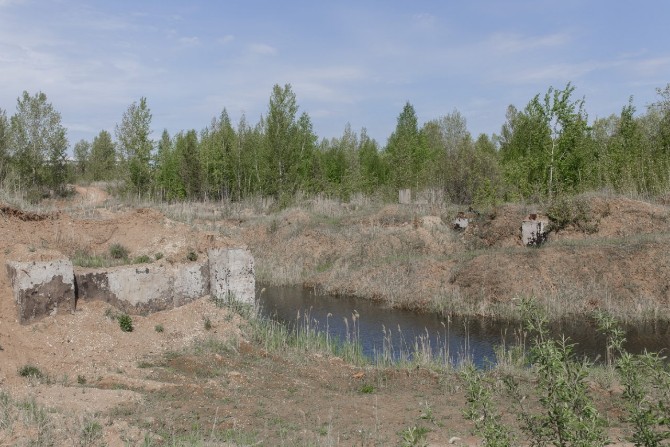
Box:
[1, 0, 669, 149]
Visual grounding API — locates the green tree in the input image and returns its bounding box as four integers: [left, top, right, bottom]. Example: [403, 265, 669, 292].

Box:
[73, 139, 91, 179]
[115, 97, 153, 194]
[9, 91, 69, 195]
[88, 130, 117, 181]
[200, 109, 236, 200]
[358, 128, 386, 194]
[385, 102, 429, 191]
[499, 84, 590, 199]
[0, 108, 9, 184]
[264, 83, 316, 199]
[175, 130, 201, 199]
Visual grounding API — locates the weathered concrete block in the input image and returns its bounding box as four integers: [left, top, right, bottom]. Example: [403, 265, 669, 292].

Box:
[522, 214, 549, 246]
[75, 260, 209, 314]
[208, 248, 255, 305]
[452, 212, 469, 230]
[6, 259, 75, 324]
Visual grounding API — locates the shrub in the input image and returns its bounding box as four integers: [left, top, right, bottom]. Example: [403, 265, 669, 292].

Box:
[155, 324, 164, 333]
[204, 317, 212, 331]
[154, 252, 164, 260]
[359, 384, 374, 394]
[546, 196, 598, 234]
[187, 251, 198, 261]
[118, 314, 133, 332]
[133, 254, 151, 264]
[19, 365, 43, 379]
[109, 243, 129, 259]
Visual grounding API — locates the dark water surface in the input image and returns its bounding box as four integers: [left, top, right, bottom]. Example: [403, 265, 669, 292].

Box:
[257, 285, 670, 368]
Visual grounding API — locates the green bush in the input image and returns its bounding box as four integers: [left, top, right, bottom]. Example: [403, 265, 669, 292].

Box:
[118, 314, 133, 332]
[133, 254, 152, 264]
[155, 324, 164, 333]
[19, 365, 43, 379]
[109, 243, 129, 259]
[187, 251, 198, 261]
[546, 196, 598, 234]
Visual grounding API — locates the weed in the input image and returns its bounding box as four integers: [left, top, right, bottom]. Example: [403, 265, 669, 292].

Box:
[77, 375, 87, 385]
[399, 425, 429, 447]
[133, 254, 152, 264]
[204, 316, 212, 331]
[360, 384, 375, 394]
[118, 314, 134, 332]
[187, 251, 198, 261]
[80, 418, 103, 446]
[154, 324, 164, 333]
[461, 364, 513, 446]
[154, 252, 164, 260]
[504, 298, 608, 446]
[19, 364, 43, 379]
[109, 243, 129, 259]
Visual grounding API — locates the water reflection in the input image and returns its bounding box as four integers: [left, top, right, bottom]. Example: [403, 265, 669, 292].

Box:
[257, 285, 670, 368]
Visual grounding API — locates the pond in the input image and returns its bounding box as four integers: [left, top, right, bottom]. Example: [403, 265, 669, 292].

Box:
[257, 285, 670, 368]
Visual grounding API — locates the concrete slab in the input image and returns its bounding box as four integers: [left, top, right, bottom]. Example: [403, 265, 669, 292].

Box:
[6, 259, 75, 324]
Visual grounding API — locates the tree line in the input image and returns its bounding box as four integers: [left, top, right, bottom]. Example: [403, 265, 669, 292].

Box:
[2, 83, 670, 205]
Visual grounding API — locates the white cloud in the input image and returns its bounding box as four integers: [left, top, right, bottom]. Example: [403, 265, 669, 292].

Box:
[248, 43, 277, 55]
[178, 36, 200, 47]
[487, 32, 571, 53]
[218, 34, 235, 45]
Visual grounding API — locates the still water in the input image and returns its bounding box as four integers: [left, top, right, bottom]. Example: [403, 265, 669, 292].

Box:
[257, 285, 670, 368]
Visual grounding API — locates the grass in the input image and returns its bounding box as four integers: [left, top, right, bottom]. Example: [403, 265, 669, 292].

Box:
[72, 248, 154, 268]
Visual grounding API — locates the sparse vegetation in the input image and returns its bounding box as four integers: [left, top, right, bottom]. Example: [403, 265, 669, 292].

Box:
[186, 250, 198, 261]
[18, 364, 43, 379]
[154, 324, 164, 333]
[109, 243, 129, 259]
[117, 313, 133, 332]
[133, 254, 152, 264]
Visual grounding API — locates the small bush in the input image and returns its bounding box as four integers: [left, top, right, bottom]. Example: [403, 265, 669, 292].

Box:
[19, 365, 43, 379]
[154, 252, 164, 260]
[360, 384, 375, 394]
[204, 317, 212, 331]
[547, 196, 598, 234]
[133, 254, 152, 264]
[77, 375, 86, 385]
[118, 314, 133, 332]
[187, 251, 198, 261]
[109, 243, 129, 259]
[155, 324, 164, 333]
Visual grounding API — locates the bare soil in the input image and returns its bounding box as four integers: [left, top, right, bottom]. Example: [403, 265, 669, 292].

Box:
[0, 188, 665, 445]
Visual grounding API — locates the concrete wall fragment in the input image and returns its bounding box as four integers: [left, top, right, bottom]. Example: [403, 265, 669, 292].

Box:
[208, 248, 255, 305]
[522, 214, 549, 246]
[398, 189, 412, 205]
[6, 259, 75, 324]
[75, 260, 209, 315]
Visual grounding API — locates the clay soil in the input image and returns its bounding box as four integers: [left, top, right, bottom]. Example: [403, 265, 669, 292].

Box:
[0, 187, 666, 445]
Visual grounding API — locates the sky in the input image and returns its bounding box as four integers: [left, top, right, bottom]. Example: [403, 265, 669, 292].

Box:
[1, 0, 669, 150]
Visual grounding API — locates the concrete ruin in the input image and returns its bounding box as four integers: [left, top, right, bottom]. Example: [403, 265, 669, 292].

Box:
[522, 214, 549, 246]
[208, 248, 255, 306]
[6, 259, 76, 324]
[398, 188, 412, 205]
[75, 259, 210, 314]
[5, 248, 255, 323]
[452, 212, 469, 230]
